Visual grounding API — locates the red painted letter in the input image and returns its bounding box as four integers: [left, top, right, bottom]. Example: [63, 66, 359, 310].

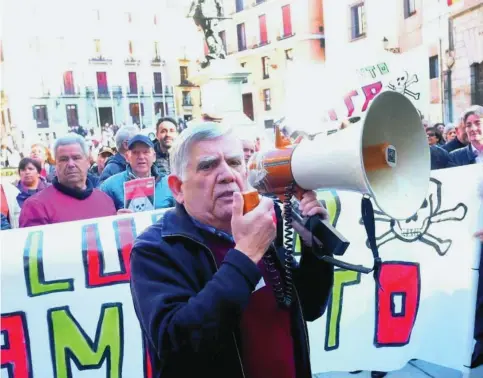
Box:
[1, 312, 32, 378]
[361, 82, 383, 112]
[82, 218, 137, 288]
[343, 90, 358, 117]
[375, 262, 421, 346]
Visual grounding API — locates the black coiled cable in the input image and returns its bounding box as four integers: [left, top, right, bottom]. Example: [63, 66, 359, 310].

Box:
[262, 182, 296, 309]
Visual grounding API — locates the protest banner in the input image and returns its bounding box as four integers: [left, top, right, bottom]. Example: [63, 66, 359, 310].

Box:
[0, 165, 480, 377]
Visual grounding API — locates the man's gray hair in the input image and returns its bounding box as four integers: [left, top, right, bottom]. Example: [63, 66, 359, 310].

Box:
[170, 121, 235, 179]
[115, 125, 139, 151]
[461, 105, 483, 123]
[53, 134, 89, 158]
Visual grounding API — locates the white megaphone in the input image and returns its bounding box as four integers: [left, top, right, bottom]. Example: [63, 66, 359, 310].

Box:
[247, 90, 430, 220]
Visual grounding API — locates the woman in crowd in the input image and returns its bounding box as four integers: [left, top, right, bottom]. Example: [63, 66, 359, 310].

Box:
[426, 126, 444, 146]
[443, 124, 456, 143]
[15, 157, 48, 208]
[30, 142, 56, 182]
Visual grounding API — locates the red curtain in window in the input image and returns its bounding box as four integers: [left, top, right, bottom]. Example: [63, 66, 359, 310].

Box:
[282, 5, 292, 37]
[96, 72, 108, 94]
[128, 72, 138, 94]
[259, 15, 267, 44]
[63, 71, 75, 94]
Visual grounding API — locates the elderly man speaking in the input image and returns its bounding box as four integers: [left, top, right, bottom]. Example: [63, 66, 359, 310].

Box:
[130, 122, 335, 378]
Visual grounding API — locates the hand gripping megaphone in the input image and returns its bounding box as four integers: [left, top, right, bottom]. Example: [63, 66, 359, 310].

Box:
[242, 91, 430, 306]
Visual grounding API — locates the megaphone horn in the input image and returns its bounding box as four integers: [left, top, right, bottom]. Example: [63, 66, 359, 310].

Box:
[248, 91, 430, 220]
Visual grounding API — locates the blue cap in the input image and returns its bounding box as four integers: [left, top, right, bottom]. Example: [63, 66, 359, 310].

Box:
[128, 134, 154, 149]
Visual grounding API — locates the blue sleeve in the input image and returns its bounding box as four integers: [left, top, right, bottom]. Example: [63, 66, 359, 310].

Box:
[99, 163, 122, 183]
[100, 179, 123, 211]
[130, 228, 261, 362]
[1, 214, 11, 230]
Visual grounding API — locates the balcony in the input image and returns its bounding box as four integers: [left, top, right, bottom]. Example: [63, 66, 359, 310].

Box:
[252, 40, 271, 49]
[276, 32, 295, 41]
[179, 79, 196, 87]
[85, 86, 123, 98]
[125, 56, 141, 65]
[127, 86, 145, 96]
[61, 86, 81, 97]
[89, 55, 112, 64]
[182, 100, 193, 107]
[151, 56, 166, 66]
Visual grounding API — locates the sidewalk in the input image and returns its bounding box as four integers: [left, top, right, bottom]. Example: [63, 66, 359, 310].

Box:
[314, 360, 483, 377]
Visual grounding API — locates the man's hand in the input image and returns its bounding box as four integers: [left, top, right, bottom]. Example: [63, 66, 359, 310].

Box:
[298, 191, 329, 219]
[475, 229, 483, 242]
[117, 209, 133, 215]
[231, 192, 276, 265]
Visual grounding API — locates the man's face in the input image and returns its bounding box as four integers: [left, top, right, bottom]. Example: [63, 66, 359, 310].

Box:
[445, 129, 456, 142]
[426, 130, 438, 146]
[127, 143, 155, 176]
[242, 140, 255, 163]
[466, 114, 482, 145]
[157, 121, 178, 150]
[55, 144, 90, 189]
[30, 146, 46, 164]
[171, 134, 247, 228]
[97, 153, 112, 174]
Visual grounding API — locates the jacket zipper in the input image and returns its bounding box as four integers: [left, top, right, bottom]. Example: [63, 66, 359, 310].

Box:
[165, 234, 247, 378]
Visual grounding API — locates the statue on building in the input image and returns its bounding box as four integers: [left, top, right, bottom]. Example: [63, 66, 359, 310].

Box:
[188, 0, 228, 68]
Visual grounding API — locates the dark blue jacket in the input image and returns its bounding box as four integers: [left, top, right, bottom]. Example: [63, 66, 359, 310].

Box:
[441, 138, 466, 153]
[1, 214, 11, 230]
[450, 145, 476, 166]
[99, 153, 127, 183]
[430, 145, 455, 170]
[130, 204, 334, 378]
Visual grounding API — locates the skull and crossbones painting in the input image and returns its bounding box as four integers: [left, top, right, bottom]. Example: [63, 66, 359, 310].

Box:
[127, 196, 155, 213]
[387, 71, 421, 101]
[359, 178, 468, 256]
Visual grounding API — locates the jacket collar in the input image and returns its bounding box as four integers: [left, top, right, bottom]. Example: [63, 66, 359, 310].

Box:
[126, 164, 162, 183]
[161, 203, 208, 245]
[465, 144, 476, 163]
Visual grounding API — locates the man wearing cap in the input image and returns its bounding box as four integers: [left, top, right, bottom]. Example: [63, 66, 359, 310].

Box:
[89, 146, 114, 180]
[100, 134, 174, 213]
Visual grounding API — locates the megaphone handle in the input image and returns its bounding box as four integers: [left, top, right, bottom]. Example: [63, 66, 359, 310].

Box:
[318, 255, 373, 274]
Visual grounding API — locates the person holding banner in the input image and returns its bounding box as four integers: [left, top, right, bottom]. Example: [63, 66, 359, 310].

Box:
[130, 122, 334, 378]
[19, 135, 117, 227]
[100, 134, 174, 213]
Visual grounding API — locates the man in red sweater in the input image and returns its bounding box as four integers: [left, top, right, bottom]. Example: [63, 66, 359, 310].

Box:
[20, 135, 117, 227]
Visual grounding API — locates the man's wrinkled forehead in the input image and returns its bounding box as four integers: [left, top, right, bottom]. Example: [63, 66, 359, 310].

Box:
[188, 136, 243, 164]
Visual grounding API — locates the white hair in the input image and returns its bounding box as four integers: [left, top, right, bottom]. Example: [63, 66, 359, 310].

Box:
[115, 125, 139, 152]
[170, 121, 235, 180]
[53, 135, 89, 158]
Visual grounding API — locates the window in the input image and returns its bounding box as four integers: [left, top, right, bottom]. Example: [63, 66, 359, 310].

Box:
[285, 49, 293, 61]
[282, 5, 292, 37]
[180, 66, 189, 84]
[404, 0, 416, 18]
[236, 0, 244, 12]
[350, 3, 366, 40]
[0, 40, 3, 63]
[429, 55, 439, 79]
[241, 62, 248, 83]
[130, 103, 145, 124]
[126, 12, 132, 23]
[219, 31, 227, 52]
[93, 9, 100, 21]
[259, 14, 268, 45]
[264, 119, 274, 129]
[33, 105, 49, 128]
[262, 56, 270, 79]
[154, 41, 159, 57]
[470, 63, 483, 106]
[263, 89, 271, 111]
[154, 14, 158, 25]
[63, 71, 75, 95]
[154, 102, 165, 117]
[96, 72, 108, 94]
[182, 91, 192, 106]
[153, 72, 163, 93]
[94, 39, 101, 55]
[237, 23, 247, 51]
[128, 72, 138, 94]
[66, 104, 78, 127]
[128, 41, 134, 56]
